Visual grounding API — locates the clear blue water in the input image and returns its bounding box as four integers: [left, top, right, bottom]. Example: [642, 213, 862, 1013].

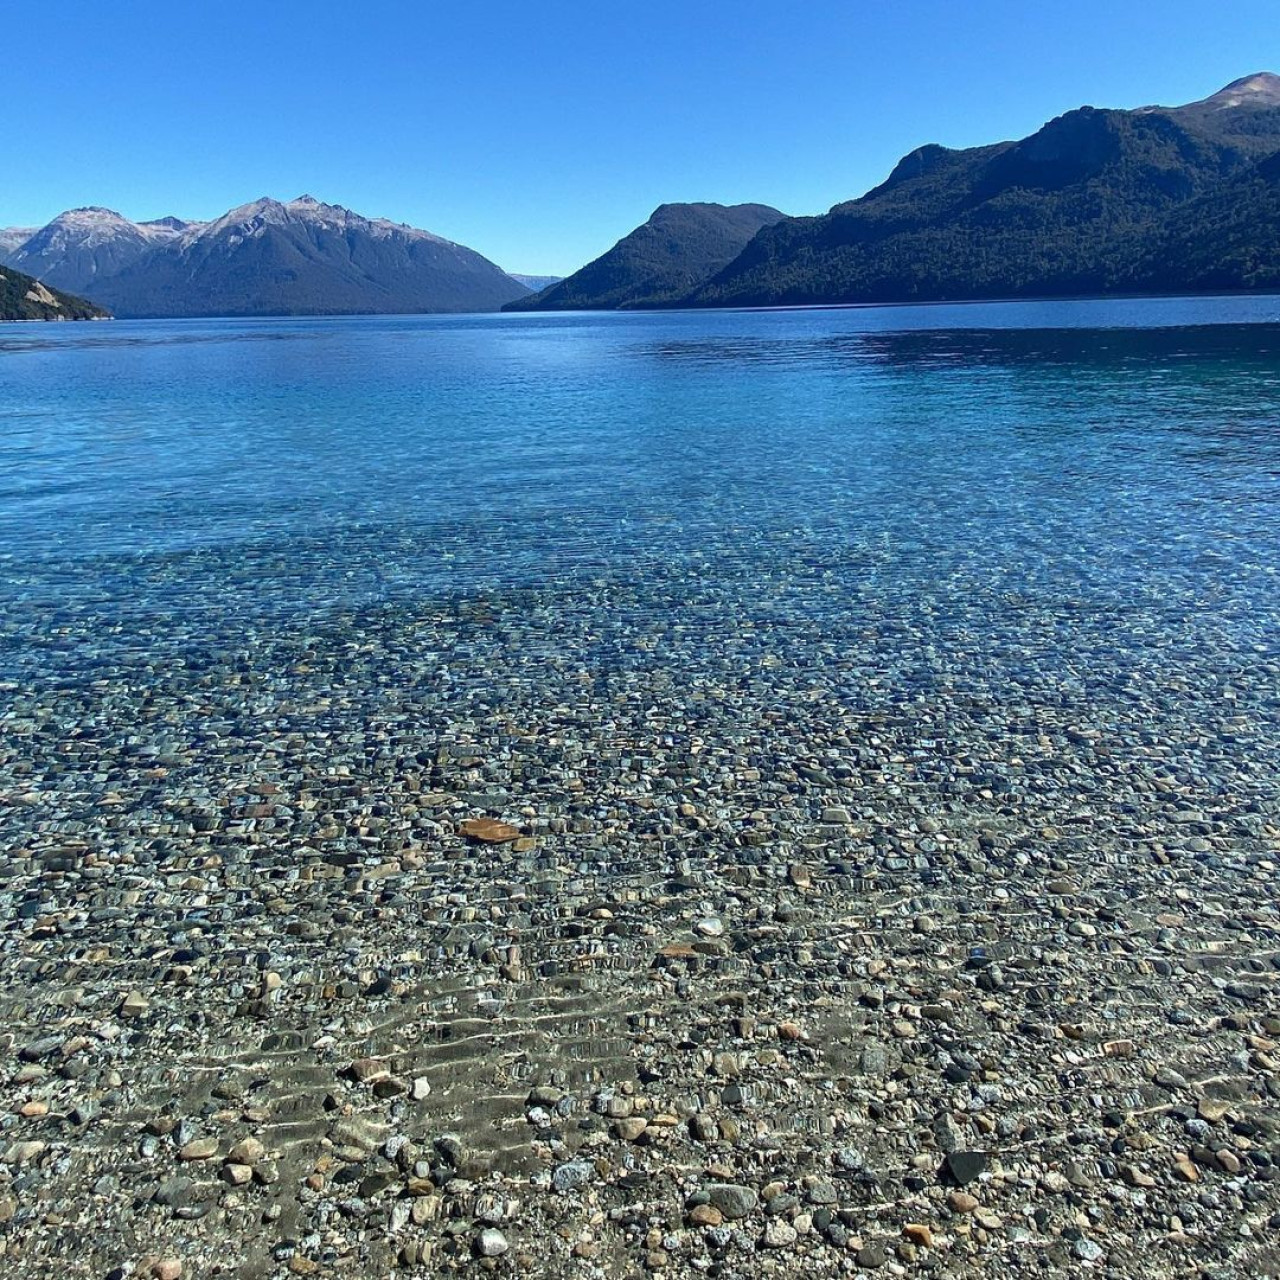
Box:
[2, 296, 1280, 683]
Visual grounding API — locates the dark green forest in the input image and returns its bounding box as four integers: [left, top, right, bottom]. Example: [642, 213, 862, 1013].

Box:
[504, 204, 786, 311]
[513, 77, 1280, 312]
[0, 267, 108, 321]
[690, 105, 1280, 307]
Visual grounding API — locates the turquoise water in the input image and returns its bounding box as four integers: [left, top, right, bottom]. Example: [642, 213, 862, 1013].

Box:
[2, 296, 1280, 681]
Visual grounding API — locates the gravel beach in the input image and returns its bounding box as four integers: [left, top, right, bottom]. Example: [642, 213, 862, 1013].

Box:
[2, 542, 1278, 1280]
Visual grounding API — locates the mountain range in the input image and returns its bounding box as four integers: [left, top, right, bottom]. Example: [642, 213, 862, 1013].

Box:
[513, 73, 1280, 312]
[6, 73, 1280, 321]
[1, 197, 533, 318]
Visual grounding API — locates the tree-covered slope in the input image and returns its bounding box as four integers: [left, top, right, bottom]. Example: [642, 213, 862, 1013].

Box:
[687, 75, 1280, 308]
[1118, 149, 1280, 293]
[505, 203, 786, 311]
[0, 265, 109, 320]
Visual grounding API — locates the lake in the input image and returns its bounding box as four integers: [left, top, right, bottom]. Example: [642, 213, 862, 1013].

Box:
[3, 296, 1280, 675]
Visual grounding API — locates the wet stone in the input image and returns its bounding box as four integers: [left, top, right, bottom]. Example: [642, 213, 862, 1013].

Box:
[945, 1149, 988, 1186]
[706, 1184, 758, 1221]
[552, 1162, 594, 1194]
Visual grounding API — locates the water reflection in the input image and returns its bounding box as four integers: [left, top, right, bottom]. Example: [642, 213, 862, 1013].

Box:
[637, 323, 1280, 371]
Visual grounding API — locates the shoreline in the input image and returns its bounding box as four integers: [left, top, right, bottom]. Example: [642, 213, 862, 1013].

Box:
[4, 290, 1280, 327]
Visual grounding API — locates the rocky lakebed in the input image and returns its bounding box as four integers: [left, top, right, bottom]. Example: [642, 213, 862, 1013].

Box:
[0, 544, 1278, 1280]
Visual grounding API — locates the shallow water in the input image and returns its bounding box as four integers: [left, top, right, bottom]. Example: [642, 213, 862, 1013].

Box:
[1, 297, 1279, 685]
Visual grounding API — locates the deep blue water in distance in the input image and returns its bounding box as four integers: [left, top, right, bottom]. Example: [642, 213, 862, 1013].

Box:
[2, 296, 1280, 679]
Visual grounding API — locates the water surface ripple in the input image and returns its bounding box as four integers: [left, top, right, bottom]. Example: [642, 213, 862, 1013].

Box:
[0, 299, 1278, 687]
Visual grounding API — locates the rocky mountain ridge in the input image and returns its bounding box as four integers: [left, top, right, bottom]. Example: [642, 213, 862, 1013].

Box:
[1, 197, 531, 318]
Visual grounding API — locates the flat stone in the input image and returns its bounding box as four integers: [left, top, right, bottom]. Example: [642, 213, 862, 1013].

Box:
[1198, 1097, 1232, 1123]
[763, 1220, 798, 1248]
[945, 1149, 988, 1186]
[19, 1036, 63, 1062]
[459, 818, 520, 843]
[1073, 1238, 1104, 1262]
[855, 1243, 888, 1268]
[706, 1183, 758, 1221]
[154, 1177, 194, 1207]
[806, 1179, 837, 1205]
[552, 1161, 594, 1193]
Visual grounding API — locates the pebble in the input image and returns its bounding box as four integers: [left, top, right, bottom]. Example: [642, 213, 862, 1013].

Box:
[764, 1220, 798, 1248]
[552, 1162, 595, 1194]
[227, 1138, 265, 1165]
[855, 1243, 888, 1269]
[476, 1229, 509, 1258]
[706, 1184, 759, 1221]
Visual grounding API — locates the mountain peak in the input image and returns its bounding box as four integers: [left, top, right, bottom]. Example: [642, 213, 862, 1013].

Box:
[198, 197, 290, 240]
[139, 216, 201, 235]
[1193, 72, 1280, 109]
[57, 207, 133, 224]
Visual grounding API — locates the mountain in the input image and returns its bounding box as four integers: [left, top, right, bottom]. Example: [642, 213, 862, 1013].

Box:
[0, 227, 38, 257]
[685, 74, 1280, 308]
[3, 207, 195, 296]
[1161, 71, 1280, 146]
[508, 273, 563, 292]
[0, 264, 109, 321]
[2, 197, 531, 318]
[505, 203, 787, 311]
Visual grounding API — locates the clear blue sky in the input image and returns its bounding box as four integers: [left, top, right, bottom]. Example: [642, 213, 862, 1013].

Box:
[6, 1, 1277, 274]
